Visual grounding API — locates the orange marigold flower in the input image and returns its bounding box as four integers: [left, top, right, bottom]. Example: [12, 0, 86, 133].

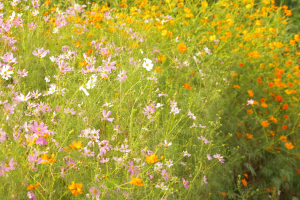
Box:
[284, 115, 288, 119]
[184, 83, 193, 89]
[268, 130, 275, 136]
[146, 153, 160, 163]
[282, 125, 287, 130]
[261, 120, 269, 127]
[68, 181, 83, 196]
[247, 90, 254, 97]
[285, 142, 294, 149]
[297, 169, 300, 174]
[282, 104, 288, 110]
[242, 179, 247, 187]
[239, 63, 244, 67]
[244, 174, 248, 179]
[130, 177, 144, 186]
[236, 131, 241, 137]
[266, 188, 270, 192]
[260, 98, 266, 103]
[268, 82, 274, 87]
[177, 43, 187, 53]
[295, 34, 300, 42]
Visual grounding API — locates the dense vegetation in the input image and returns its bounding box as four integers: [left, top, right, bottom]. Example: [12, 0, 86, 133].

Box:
[0, 0, 299, 199]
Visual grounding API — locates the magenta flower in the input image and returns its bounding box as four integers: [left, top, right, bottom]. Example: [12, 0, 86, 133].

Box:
[182, 178, 190, 188]
[100, 110, 114, 122]
[30, 121, 48, 135]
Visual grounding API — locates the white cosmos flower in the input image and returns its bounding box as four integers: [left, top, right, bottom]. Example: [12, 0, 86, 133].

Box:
[32, 10, 39, 17]
[79, 86, 90, 96]
[143, 58, 153, 71]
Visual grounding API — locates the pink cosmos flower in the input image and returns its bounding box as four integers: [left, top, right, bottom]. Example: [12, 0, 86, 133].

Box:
[207, 154, 212, 160]
[213, 154, 225, 163]
[113, 125, 122, 133]
[126, 161, 139, 177]
[117, 70, 127, 82]
[36, 137, 47, 145]
[28, 154, 42, 164]
[0, 129, 8, 142]
[2, 52, 17, 64]
[28, 22, 37, 30]
[89, 187, 101, 197]
[14, 92, 31, 102]
[180, 161, 186, 167]
[30, 121, 48, 135]
[32, 48, 50, 58]
[3, 103, 15, 115]
[100, 110, 114, 122]
[17, 69, 28, 77]
[99, 158, 110, 163]
[27, 191, 36, 200]
[98, 140, 112, 157]
[182, 178, 190, 188]
[161, 169, 169, 181]
[204, 175, 208, 185]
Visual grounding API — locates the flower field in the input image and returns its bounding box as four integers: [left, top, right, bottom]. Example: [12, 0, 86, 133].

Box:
[0, 0, 300, 199]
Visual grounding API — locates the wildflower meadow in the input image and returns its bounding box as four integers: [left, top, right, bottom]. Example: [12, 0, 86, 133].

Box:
[0, 0, 300, 199]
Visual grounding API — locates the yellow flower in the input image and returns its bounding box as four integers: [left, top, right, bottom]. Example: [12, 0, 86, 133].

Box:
[69, 141, 83, 150]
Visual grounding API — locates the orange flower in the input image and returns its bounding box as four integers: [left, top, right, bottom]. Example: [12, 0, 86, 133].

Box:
[247, 110, 253, 114]
[268, 82, 274, 87]
[155, 67, 162, 72]
[275, 95, 283, 101]
[130, 177, 144, 186]
[146, 153, 160, 163]
[279, 135, 287, 142]
[68, 181, 83, 196]
[268, 130, 275, 136]
[261, 120, 269, 127]
[239, 63, 244, 67]
[70, 141, 83, 150]
[282, 104, 288, 110]
[282, 125, 287, 130]
[285, 142, 294, 149]
[219, 192, 226, 197]
[261, 103, 268, 108]
[247, 90, 254, 97]
[242, 179, 247, 187]
[244, 174, 248, 179]
[177, 43, 187, 53]
[236, 131, 241, 137]
[297, 169, 300, 174]
[27, 184, 36, 191]
[260, 98, 266, 103]
[184, 83, 193, 89]
[191, 72, 195, 76]
[266, 188, 270, 192]
[233, 84, 240, 89]
[246, 133, 253, 139]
